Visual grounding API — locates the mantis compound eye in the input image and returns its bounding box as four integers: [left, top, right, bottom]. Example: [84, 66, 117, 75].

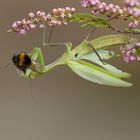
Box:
[12, 52, 32, 73]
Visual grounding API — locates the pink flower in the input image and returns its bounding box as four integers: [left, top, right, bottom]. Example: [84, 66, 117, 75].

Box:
[128, 20, 138, 28]
[71, 7, 76, 12]
[53, 8, 58, 14]
[12, 21, 18, 28]
[19, 29, 26, 35]
[9, 7, 76, 35]
[36, 11, 42, 16]
[28, 12, 35, 18]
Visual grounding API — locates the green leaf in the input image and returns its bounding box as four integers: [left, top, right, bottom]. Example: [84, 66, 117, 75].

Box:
[71, 13, 108, 28]
[67, 60, 132, 87]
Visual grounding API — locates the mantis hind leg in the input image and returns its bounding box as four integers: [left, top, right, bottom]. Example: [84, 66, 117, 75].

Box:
[86, 27, 105, 64]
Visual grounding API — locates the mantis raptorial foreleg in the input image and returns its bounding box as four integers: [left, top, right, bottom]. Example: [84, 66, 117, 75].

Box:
[24, 47, 45, 78]
[30, 47, 45, 65]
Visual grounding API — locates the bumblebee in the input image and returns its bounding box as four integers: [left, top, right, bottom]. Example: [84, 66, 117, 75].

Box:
[12, 52, 43, 74]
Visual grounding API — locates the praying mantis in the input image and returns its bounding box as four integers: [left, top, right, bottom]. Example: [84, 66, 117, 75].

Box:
[14, 27, 133, 87]
[15, 27, 99, 78]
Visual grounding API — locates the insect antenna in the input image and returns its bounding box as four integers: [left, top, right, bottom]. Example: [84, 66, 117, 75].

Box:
[0, 63, 12, 71]
[5, 63, 11, 68]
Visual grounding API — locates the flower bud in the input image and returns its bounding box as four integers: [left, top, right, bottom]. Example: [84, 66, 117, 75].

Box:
[28, 12, 35, 18]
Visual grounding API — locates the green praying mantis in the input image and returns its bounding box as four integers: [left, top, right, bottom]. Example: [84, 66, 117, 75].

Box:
[16, 27, 133, 87]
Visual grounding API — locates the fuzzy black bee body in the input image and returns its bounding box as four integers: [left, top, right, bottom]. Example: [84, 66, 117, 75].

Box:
[12, 52, 44, 74]
[12, 52, 32, 73]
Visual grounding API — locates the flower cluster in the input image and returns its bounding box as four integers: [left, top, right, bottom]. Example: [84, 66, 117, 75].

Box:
[8, 7, 76, 35]
[124, 0, 140, 7]
[120, 41, 140, 63]
[81, 0, 124, 16]
[81, 0, 140, 29]
[124, 0, 140, 29]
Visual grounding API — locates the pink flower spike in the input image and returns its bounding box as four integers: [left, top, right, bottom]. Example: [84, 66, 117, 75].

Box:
[9, 7, 76, 35]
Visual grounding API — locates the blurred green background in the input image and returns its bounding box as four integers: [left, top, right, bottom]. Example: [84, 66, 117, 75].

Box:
[0, 0, 140, 140]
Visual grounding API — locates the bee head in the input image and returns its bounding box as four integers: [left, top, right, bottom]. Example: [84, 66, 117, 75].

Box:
[12, 53, 19, 65]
